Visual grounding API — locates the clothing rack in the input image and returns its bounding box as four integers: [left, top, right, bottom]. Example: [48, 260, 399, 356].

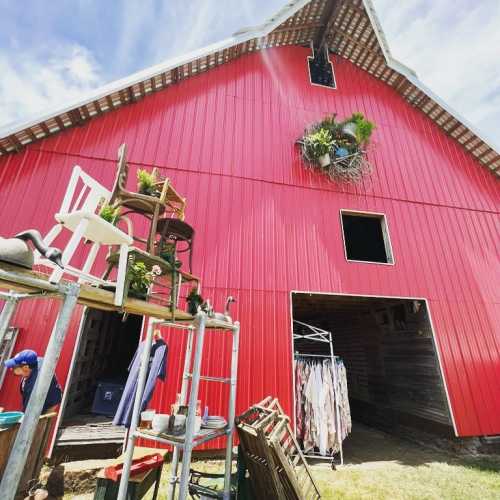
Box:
[293, 320, 344, 465]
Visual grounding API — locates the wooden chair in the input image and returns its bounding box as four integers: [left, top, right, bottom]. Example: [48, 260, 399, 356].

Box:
[36, 165, 133, 306]
[156, 218, 195, 274]
[110, 144, 187, 253]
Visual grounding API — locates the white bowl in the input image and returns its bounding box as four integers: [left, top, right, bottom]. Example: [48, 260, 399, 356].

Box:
[141, 410, 155, 421]
[152, 414, 170, 432]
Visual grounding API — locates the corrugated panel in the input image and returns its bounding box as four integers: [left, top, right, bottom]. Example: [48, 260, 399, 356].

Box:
[0, 46, 498, 438]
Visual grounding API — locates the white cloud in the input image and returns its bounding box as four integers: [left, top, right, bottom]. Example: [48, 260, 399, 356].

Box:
[113, 0, 262, 69]
[372, 0, 500, 148]
[0, 43, 103, 126]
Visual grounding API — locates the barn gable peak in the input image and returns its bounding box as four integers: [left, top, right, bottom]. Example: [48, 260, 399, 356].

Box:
[0, 0, 498, 177]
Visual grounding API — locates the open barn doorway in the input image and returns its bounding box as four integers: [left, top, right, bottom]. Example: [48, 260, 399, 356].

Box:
[291, 292, 455, 464]
[54, 310, 143, 460]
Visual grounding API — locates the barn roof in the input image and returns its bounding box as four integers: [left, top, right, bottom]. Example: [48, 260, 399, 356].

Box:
[0, 0, 498, 177]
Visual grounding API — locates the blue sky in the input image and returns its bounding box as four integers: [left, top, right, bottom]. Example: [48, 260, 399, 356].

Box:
[1, 0, 499, 148]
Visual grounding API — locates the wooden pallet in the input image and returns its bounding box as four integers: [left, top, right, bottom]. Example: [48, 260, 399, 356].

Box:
[236, 397, 320, 500]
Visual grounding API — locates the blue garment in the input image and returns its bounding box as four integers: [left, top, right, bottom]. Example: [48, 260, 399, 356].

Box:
[113, 339, 168, 427]
[21, 357, 62, 413]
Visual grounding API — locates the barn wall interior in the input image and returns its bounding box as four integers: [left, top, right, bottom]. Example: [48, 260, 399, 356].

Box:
[0, 46, 498, 439]
[292, 293, 454, 441]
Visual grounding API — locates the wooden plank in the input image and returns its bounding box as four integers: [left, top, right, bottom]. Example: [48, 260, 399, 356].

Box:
[127, 87, 136, 103]
[55, 116, 66, 130]
[106, 96, 115, 110]
[8, 134, 24, 153]
[0, 262, 194, 322]
[40, 122, 51, 135]
[93, 100, 103, 115]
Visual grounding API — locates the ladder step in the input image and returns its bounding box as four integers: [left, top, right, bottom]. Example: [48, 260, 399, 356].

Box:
[186, 374, 231, 383]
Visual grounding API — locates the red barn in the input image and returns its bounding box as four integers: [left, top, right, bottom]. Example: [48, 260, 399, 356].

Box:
[0, 0, 499, 456]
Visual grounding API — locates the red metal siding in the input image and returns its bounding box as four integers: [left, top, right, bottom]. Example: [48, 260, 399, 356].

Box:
[0, 46, 498, 437]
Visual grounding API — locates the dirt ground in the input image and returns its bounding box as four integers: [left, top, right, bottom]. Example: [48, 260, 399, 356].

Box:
[62, 423, 500, 499]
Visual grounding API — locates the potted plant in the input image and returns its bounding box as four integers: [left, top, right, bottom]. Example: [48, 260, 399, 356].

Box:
[341, 112, 375, 147]
[303, 128, 334, 167]
[127, 262, 162, 299]
[99, 203, 120, 225]
[159, 242, 182, 268]
[186, 287, 204, 315]
[137, 169, 158, 196]
[299, 112, 376, 183]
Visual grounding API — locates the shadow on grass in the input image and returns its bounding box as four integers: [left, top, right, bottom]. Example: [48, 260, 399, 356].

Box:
[337, 422, 500, 471]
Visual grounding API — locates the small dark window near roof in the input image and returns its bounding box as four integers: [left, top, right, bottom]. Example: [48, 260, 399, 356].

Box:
[308, 46, 336, 89]
[341, 211, 394, 264]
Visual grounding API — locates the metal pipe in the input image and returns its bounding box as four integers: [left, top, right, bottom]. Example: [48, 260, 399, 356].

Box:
[0, 282, 79, 500]
[168, 325, 195, 500]
[117, 319, 155, 500]
[294, 353, 337, 358]
[178, 312, 207, 500]
[223, 321, 240, 499]
[0, 293, 18, 347]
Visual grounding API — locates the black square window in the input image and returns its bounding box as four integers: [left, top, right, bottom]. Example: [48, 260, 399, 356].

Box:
[341, 212, 394, 264]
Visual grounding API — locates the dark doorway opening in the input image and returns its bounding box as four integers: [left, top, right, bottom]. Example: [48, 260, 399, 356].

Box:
[291, 292, 454, 462]
[55, 310, 142, 460]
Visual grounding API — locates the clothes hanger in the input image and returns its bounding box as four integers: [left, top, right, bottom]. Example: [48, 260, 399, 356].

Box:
[153, 329, 163, 342]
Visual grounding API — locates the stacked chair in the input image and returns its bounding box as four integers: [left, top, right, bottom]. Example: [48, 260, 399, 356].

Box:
[36, 143, 199, 311]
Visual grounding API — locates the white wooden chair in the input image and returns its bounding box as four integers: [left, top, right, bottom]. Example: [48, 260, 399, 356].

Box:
[36, 165, 133, 306]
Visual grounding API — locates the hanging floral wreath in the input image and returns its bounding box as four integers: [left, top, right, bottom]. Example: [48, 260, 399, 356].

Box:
[298, 113, 375, 183]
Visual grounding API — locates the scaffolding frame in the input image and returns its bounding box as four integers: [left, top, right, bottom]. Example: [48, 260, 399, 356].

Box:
[0, 261, 199, 500]
[292, 319, 344, 465]
[117, 313, 240, 500]
[0, 270, 80, 500]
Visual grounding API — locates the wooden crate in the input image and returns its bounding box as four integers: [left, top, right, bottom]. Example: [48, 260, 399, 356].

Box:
[236, 397, 320, 500]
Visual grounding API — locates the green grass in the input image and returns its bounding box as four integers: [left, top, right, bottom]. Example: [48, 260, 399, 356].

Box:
[313, 457, 500, 500]
[62, 442, 500, 500]
[128, 454, 500, 500]
[63, 455, 500, 500]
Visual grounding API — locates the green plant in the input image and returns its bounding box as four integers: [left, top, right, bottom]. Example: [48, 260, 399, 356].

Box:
[303, 128, 334, 160]
[315, 114, 340, 136]
[137, 169, 157, 196]
[99, 203, 120, 225]
[187, 287, 204, 315]
[127, 262, 162, 298]
[159, 242, 182, 268]
[343, 112, 375, 145]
